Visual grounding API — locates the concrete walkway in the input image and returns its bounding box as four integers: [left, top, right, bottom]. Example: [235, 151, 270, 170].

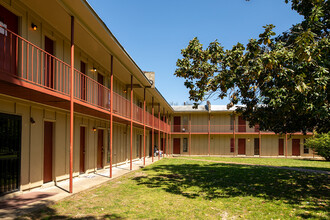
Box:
[0, 157, 162, 219]
[180, 157, 330, 175]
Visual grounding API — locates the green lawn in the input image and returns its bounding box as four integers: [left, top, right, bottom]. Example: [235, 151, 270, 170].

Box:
[184, 156, 330, 171]
[25, 158, 329, 219]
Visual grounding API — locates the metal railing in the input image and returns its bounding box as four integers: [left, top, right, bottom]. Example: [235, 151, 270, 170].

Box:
[0, 25, 170, 131]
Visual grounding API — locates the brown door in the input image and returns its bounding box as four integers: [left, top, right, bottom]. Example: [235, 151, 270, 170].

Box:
[238, 138, 246, 155]
[279, 139, 284, 155]
[0, 5, 18, 75]
[173, 116, 181, 132]
[238, 116, 246, 132]
[254, 138, 259, 155]
[173, 138, 180, 154]
[97, 129, 104, 169]
[80, 127, 86, 173]
[292, 139, 300, 156]
[44, 121, 53, 183]
[97, 73, 104, 107]
[80, 61, 87, 101]
[45, 37, 54, 88]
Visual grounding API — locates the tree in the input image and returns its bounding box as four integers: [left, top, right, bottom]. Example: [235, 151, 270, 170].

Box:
[175, 0, 329, 134]
[305, 132, 330, 161]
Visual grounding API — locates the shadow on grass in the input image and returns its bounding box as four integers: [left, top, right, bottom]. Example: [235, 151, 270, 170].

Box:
[15, 204, 124, 220]
[134, 159, 329, 219]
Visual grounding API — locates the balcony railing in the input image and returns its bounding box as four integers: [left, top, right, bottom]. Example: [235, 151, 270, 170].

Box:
[0, 25, 171, 132]
[172, 125, 263, 133]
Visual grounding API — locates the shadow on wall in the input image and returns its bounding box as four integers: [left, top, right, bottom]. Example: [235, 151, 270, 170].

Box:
[134, 159, 329, 219]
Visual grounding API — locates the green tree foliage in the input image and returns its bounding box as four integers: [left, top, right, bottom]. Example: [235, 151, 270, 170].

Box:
[175, 0, 329, 134]
[305, 132, 330, 161]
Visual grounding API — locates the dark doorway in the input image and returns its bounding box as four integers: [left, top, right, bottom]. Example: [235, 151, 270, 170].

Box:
[238, 116, 246, 132]
[97, 129, 104, 169]
[292, 139, 300, 156]
[254, 138, 259, 155]
[45, 36, 54, 89]
[173, 116, 181, 132]
[173, 138, 180, 154]
[80, 127, 86, 174]
[279, 139, 284, 155]
[0, 113, 21, 195]
[238, 138, 246, 155]
[80, 61, 87, 101]
[44, 121, 53, 183]
[97, 73, 104, 107]
[0, 5, 18, 75]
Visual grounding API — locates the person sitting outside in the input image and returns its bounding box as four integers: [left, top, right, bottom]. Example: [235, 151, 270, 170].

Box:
[154, 146, 163, 157]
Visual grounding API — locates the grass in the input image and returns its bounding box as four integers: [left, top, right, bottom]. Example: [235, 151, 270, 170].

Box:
[183, 156, 330, 172]
[23, 158, 329, 219]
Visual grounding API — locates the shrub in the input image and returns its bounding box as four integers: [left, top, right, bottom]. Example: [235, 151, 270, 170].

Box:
[305, 132, 330, 161]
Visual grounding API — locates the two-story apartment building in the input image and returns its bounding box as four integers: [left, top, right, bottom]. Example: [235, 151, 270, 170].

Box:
[0, 0, 313, 197]
[170, 105, 312, 157]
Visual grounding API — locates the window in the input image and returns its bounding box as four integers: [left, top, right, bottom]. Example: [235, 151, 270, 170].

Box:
[183, 138, 188, 152]
[303, 139, 309, 154]
[230, 138, 234, 153]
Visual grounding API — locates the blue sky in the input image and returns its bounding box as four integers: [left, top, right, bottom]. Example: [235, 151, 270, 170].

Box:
[87, 0, 303, 106]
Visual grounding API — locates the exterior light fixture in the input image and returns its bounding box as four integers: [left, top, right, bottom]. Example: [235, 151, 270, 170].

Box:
[93, 127, 97, 132]
[92, 67, 97, 72]
[248, 138, 250, 142]
[31, 23, 37, 31]
[123, 89, 127, 93]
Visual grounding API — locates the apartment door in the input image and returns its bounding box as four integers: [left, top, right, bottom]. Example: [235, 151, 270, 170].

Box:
[173, 138, 180, 154]
[173, 116, 181, 132]
[278, 139, 284, 155]
[44, 121, 53, 183]
[97, 73, 104, 107]
[97, 129, 104, 169]
[80, 127, 86, 173]
[254, 138, 260, 155]
[238, 116, 246, 132]
[238, 138, 246, 155]
[0, 113, 21, 195]
[0, 5, 18, 75]
[80, 61, 87, 101]
[292, 139, 300, 156]
[45, 36, 54, 88]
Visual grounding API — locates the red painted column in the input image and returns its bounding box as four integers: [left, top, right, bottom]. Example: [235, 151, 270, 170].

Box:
[259, 130, 261, 157]
[143, 88, 146, 165]
[152, 97, 154, 162]
[233, 115, 236, 156]
[69, 16, 74, 193]
[166, 111, 169, 157]
[130, 75, 133, 170]
[163, 108, 165, 157]
[169, 116, 172, 156]
[158, 103, 160, 160]
[208, 113, 210, 156]
[109, 55, 113, 178]
[285, 133, 288, 158]
[189, 114, 191, 156]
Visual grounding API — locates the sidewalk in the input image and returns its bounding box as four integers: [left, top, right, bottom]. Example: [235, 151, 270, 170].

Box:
[0, 157, 162, 219]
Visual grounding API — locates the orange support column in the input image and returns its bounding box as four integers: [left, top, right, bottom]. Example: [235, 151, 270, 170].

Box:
[166, 111, 169, 157]
[130, 75, 133, 170]
[259, 131, 261, 157]
[109, 55, 113, 178]
[233, 115, 236, 156]
[208, 113, 210, 156]
[152, 97, 154, 162]
[158, 103, 160, 160]
[285, 133, 288, 158]
[143, 88, 146, 166]
[163, 108, 165, 157]
[69, 16, 74, 193]
[169, 116, 172, 156]
[189, 114, 191, 156]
